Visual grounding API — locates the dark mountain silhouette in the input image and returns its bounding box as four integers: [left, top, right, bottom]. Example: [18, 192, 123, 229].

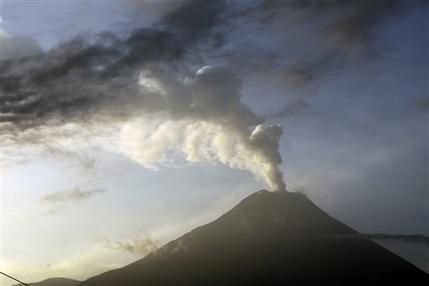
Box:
[13, 277, 80, 286]
[81, 190, 428, 285]
[364, 233, 429, 245]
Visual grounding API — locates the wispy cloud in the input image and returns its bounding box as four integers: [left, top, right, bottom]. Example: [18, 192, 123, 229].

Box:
[41, 187, 107, 205]
[98, 234, 159, 256]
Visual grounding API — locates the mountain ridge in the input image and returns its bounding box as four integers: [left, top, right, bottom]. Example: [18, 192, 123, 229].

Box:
[81, 190, 428, 285]
[12, 277, 80, 286]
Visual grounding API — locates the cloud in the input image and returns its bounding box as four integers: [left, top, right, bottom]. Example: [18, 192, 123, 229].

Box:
[41, 187, 106, 205]
[261, 0, 405, 47]
[2, 0, 426, 132]
[208, 0, 426, 118]
[0, 0, 226, 134]
[267, 96, 310, 118]
[3, 17, 288, 191]
[0, 28, 42, 60]
[119, 66, 286, 191]
[3, 0, 425, 191]
[160, 0, 226, 42]
[102, 234, 159, 256]
[414, 97, 429, 111]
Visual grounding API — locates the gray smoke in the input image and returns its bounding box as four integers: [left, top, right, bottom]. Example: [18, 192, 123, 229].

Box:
[0, 0, 226, 133]
[119, 66, 286, 191]
[1, 1, 287, 190]
[4, 0, 422, 190]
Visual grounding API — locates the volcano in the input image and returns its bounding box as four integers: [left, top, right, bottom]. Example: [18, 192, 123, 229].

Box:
[81, 190, 428, 285]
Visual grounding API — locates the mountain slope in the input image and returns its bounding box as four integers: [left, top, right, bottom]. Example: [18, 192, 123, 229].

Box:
[14, 278, 80, 286]
[82, 190, 428, 285]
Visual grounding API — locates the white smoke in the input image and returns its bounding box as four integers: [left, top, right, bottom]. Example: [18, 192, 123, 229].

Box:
[119, 66, 286, 191]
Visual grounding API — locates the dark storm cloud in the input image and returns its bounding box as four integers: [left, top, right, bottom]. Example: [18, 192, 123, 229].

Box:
[253, 0, 426, 118]
[0, 0, 226, 134]
[326, 0, 400, 45]
[1, 0, 426, 133]
[155, 0, 424, 120]
[161, 0, 226, 42]
[0, 29, 175, 131]
[264, 0, 403, 44]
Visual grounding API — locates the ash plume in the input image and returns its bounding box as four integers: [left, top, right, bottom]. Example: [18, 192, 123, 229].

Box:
[1, 0, 288, 190]
[1, 0, 425, 193]
[0, 0, 226, 133]
[120, 66, 286, 191]
[1, 0, 424, 131]
[2, 0, 424, 189]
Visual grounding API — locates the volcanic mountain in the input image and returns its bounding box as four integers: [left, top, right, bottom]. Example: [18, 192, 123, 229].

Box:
[81, 190, 428, 285]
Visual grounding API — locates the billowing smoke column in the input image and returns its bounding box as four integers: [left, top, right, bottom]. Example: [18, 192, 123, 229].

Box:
[0, 0, 292, 191]
[1, 0, 425, 190]
[120, 66, 286, 191]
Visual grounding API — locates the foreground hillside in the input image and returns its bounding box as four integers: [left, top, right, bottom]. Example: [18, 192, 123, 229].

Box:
[13, 278, 80, 286]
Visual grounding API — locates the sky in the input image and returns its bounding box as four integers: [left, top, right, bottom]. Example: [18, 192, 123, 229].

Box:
[0, 0, 428, 284]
